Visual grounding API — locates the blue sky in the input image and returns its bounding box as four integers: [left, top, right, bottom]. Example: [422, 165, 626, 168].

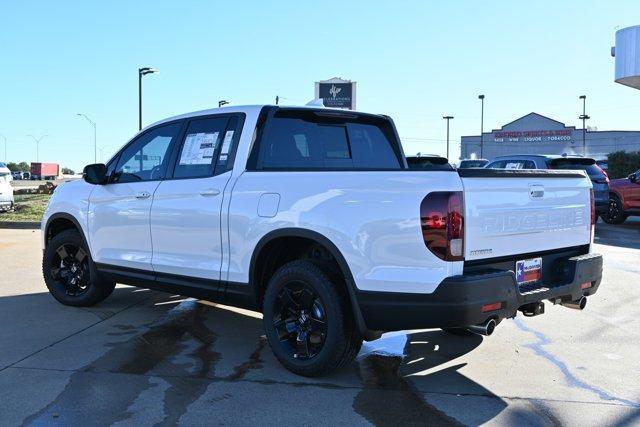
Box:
[1, 1, 638, 170]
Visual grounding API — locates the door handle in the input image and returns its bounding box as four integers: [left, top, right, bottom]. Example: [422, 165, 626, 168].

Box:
[135, 191, 151, 199]
[200, 188, 221, 197]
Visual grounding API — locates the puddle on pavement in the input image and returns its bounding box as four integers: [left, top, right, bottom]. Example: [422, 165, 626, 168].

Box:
[24, 298, 267, 425]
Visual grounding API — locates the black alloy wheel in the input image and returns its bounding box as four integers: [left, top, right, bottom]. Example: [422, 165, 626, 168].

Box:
[262, 260, 361, 377]
[43, 229, 115, 306]
[602, 196, 627, 224]
[272, 280, 327, 360]
[50, 243, 91, 297]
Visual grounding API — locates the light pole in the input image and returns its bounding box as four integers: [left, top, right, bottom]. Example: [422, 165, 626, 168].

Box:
[77, 113, 97, 163]
[218, 100, 229, 108]
[443, 116, 454, 160]
[139, 67, 159, 130]
[0, 134, 6, 163]
[478, 94, 485, 158]
[27, 135, 48, 163]
[579, 95, 590, 156]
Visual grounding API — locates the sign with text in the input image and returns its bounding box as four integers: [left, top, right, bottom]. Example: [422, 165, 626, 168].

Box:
[315, 79, 356, 110]
[494, 129, 572, 142]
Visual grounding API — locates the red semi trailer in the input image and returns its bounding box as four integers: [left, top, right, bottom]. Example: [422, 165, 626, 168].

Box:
[30, 163, 60, 180]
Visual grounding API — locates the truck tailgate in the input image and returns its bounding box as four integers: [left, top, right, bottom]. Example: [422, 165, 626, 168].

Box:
[459, 169, 592, 261]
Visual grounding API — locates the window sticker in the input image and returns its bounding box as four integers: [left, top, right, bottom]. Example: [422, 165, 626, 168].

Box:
[179, 132, 219, 165]
[220, 130, 234, 155]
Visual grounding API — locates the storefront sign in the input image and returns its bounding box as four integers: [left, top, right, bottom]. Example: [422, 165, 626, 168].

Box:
[494, 129, 572, 142]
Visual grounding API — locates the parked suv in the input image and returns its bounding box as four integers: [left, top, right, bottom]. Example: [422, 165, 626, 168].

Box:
[486, 155, 610, 215]
[603, 169, 640, 224]
[42, 105, 602, 376]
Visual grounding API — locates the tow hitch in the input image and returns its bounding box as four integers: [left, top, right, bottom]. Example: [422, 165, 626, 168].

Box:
[519, 301, 545, 317]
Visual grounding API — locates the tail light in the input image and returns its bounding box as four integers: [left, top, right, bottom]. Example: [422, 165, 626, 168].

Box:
[596, 164, 609, 183]
[420, 191, 464, 261]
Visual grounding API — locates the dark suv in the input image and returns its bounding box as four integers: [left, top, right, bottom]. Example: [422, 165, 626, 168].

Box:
[486, 155, 610, 215]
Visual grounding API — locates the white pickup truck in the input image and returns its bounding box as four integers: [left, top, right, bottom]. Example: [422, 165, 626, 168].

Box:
[42, 105, 603, 376]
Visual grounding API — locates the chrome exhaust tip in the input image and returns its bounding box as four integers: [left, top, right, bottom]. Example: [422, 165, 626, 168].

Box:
[466, 318, 497, 336]
[561, 296, 587, 310]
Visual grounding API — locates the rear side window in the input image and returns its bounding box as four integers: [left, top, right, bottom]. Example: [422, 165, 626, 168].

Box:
[257, 110, 402, 170]
[487, 160, 535, 169]
[549, 159, 604, 180]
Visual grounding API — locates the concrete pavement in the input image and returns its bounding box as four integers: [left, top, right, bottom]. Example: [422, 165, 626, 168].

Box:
[0, 221, 639, 426]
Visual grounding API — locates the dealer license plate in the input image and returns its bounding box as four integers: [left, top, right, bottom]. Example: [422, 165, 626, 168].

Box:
[515, 257, 542, 286]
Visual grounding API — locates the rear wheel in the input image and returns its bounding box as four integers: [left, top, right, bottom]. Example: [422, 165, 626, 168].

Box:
[43, 229, 115, 306]
[602, 195, 627, 224]
[262, 260, 361, 377]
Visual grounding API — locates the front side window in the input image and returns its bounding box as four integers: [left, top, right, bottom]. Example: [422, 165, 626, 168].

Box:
[113, 122, 182, 183]
[258, 110, 401, 170]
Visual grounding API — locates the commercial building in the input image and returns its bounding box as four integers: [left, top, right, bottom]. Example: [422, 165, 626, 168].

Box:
[461, 112, 640, 161]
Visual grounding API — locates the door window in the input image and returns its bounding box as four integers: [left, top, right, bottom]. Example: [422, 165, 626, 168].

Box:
[113, 122, 182, 183]
[173, 116, 235, 179]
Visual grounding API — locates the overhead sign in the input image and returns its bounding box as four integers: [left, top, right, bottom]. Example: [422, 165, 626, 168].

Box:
[315, 78, 356, 110]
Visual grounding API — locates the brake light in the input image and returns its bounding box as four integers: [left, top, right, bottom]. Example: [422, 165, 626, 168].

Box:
[420, 191, 464, 261]
[590, 188, 596, 226]
[596, 164, 609, 183]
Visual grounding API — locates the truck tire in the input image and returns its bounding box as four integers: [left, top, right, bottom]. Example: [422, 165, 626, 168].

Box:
[43, 229, 116, 307]
[262, 260, 361, 377]
[602, 195, 627, 224]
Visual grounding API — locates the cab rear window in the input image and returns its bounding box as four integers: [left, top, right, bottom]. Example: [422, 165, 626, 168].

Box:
[257, 109, 403, 170]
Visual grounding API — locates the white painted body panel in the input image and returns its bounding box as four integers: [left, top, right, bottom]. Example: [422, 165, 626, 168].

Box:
[87, 181, 160, 270]
[41, 180, 94, 248]
[150, 171, 233, 279]
[226, 171, 464, 294]
[461, 176, 592, 261]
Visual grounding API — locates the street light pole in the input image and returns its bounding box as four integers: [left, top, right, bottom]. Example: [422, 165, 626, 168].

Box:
[0, 134, 6, 163]
[27, 135, 48, 163]
[77, 114, 97, 163]
[478, 94, 485, 158]
[578, 95, 590, 156]
[138, 67, 159, 130]
[443, 116, 454, 160]
[218, 100, 229, 108]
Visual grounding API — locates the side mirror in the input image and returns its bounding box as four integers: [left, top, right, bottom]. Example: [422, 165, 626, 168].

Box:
[629, 173, 637, 183]
[83, 163, 108, 185]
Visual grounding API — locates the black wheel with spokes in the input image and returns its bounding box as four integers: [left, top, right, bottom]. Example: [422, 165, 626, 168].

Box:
[263, 260, 361, 377]
[273, 280, 328, 360]
[602, 195, 627, 224]
[43, 229, 115, 306]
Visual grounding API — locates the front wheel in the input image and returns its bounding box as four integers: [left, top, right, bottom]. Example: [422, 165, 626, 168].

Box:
[43, 229, 115, 306]
[262, 260, 361, 377]
[601, 196, 627, 224]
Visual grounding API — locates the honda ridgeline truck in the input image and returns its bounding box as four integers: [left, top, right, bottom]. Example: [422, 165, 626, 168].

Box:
[41, 105, 603, 376]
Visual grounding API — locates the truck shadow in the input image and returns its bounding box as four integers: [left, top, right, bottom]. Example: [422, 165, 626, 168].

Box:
[353, 331, 505, 425]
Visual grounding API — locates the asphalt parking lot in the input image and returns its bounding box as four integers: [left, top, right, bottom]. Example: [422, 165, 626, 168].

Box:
[1, 221, 639, 426]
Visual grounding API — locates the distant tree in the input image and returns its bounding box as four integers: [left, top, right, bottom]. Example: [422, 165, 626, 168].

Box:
[608, 151, 640, 179]
[18, 162, 29, 172]
[6, 162, 19, 172]
[62, 167, 74, 175]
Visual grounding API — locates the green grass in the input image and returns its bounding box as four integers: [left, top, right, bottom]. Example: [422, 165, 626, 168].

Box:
[0, 193, 51, 222]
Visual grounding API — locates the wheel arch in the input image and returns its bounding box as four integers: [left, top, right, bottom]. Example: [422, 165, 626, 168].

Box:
[249, 228, 368, 335]
[44, 213, 90, 252]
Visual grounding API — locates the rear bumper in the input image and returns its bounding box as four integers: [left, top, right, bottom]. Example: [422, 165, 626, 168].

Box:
[357, 253, 603, 331]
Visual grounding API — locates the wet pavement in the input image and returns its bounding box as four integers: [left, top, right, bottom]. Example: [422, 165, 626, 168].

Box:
[0, 220, 639, 426]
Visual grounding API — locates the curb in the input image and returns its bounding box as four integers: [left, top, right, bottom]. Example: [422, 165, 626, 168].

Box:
[0, 221, 41, 230]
